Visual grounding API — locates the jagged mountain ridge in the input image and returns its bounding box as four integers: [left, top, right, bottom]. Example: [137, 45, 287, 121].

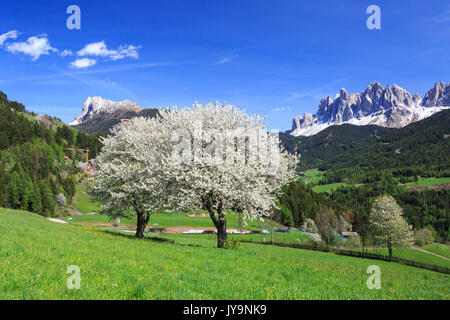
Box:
[287, 82, 450, 137]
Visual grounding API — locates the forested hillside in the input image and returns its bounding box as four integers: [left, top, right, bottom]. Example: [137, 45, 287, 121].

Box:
[281, 110, 450, 186]
[277, 179, 348, 227]
[321, 109, 450, 170]
[330, 184, 449, 241]
[280, 124, 394, 170]
[0, 91, 102, 216]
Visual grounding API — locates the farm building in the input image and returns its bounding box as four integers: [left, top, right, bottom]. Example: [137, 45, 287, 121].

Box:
[341, 231, 359, 238]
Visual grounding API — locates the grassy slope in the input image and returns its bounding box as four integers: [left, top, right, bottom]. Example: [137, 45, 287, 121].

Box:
[423, 243, 450, 259]
[70, 178, 278, 230]
[303, 169, 354, 192]
[312, 183, 350, 193]
[352, 248, 450, 269]
[72, 179, 102, 214]
[312, 178, 450, 194]
[303, 169, 325, 184]
[0, 208, 449, 300]
[403, 177, 450, 188]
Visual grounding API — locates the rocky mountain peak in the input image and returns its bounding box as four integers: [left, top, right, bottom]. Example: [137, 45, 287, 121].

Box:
[422, 82, 450, 108]
[287, 82, 449, 137]
[339, 88, 350, 100]
[69, 96, 142, 126]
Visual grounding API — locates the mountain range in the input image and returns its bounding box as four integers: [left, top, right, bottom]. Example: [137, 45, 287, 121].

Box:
[287, 82, 450, 136]
[69, 82, 450, 138]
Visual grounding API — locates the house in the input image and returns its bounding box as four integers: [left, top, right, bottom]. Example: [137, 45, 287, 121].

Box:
[276, 226, 290, 233]
[341, 231, 359, 238]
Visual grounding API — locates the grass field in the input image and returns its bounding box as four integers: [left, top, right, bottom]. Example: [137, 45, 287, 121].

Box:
[312, 182, 351, 193]
[66, 211, 279, 231]
[351, 247, 450, 269]
[422, 243, 450, 260]
[403, 177, 450, 188]
[0, 208, 449, 299]
[303, 169, 325, 185]
[302, 170, 360, 193]
[305, 170, 450, 193]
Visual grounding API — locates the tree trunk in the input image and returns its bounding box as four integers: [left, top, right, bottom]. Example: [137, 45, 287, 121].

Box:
[136, 212, 149, 239]
[217, 218, 227, 248]
[388, 244, 393, 261]
[203, 193, 227, 248]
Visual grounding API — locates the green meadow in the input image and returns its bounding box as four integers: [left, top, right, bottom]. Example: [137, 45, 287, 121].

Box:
[312, 182, 351, 193]
[403, 177, 450, 188]
[66, 211, 277, 231]
[304, 169, 450, 194]
[422, 243, 450, 259]
[0, 208, 448, 300]
[72, 179, 102, 214]
[351, 247, 450, 269]
[303, 169, 325, 184]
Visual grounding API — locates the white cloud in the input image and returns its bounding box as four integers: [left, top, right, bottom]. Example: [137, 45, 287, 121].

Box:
[70, 58, 97, 69]
[60, 49, 73, 57]
[6, 34, 57, 61]
[77, 41, 115, 57]
[77, 41, 140, 60]
[272, 106, 292, 112]
[217, 54, 239, 65]
[112, 44, 140, 60]
[0, 30, 19, 46]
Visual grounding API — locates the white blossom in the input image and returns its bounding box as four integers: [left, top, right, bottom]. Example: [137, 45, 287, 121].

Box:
[91, 102, 299, 243]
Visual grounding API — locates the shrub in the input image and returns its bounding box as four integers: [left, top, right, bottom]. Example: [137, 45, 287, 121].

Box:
[315, 207, 337, 247]
[225, 239, 241, 250]
[414, 228, 435, 246]
[309, 233, 322, 244]
[278, 204, 294, 227]
[346, 236, 362, 248]
[55, 193, 66, 208]
[300, 218, 318, 233]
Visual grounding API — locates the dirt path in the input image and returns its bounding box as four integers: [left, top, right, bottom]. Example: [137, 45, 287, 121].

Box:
[411, 246, 450, 261]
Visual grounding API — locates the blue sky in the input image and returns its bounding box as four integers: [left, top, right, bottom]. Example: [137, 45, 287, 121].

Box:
[0, 0, 449, 130]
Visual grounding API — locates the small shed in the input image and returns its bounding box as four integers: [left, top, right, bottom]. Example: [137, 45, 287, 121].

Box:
[341, 231, 359, 238]
[276, 226, 290, 233]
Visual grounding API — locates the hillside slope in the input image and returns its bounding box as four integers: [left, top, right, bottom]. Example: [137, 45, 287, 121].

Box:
[0, 208, 448, 300]
[321, 109, 450, 171]
[281, 109, 450, 172]
[280, 124, 393, 170]
[0, 90, 102, 216]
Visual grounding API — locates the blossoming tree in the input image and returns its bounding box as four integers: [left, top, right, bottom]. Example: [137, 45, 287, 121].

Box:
[369, 195, 415, 260]
[92, 102, 298, 245]
[90, 116, 173, 238]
